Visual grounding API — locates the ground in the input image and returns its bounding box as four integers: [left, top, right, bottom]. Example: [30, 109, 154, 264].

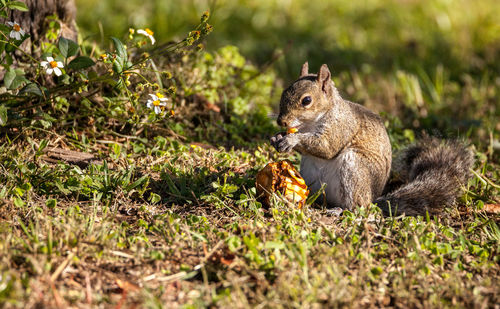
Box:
[1, 0, 499, 308]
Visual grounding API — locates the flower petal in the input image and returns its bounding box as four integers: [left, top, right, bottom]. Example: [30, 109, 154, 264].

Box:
[137, 29, 155, 45]
[14, 32, 21, 40]
[54, 68, 62, 76]
[57, 62, 64, 68]
[41, 61, 48, 67]
[47, 57, 54, 62]
[46, 68, 53, 75]
[7, 22, 14, 27]
[154, 106, 161, 114]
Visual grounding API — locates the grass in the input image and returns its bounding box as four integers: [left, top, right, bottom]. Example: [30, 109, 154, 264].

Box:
[74, 0, 500, 140]
[1, 0, 499, 307]
[75, 0, 500, 80]
[0, 122, 498, 307]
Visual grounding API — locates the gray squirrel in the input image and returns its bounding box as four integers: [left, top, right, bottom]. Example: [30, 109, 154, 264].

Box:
[270, 62, 474, 216]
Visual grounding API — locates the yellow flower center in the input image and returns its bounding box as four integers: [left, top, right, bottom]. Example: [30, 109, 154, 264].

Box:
[13, 24, 21, 31]
[49, 61, 58, 68]
[153, 100, 160, 106]
[145, 28, 154, 36]
[156, 92, 164, 98]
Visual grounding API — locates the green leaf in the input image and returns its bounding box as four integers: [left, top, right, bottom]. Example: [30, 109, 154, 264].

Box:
[46, 199, 57, 209]
[10, 75, 29, 89]
[59, 74, 71, 85]
[4, 52, 12, 65]
[3, 68, 28, 90]
[14, 197, 25, 207]
[0, 23, 9, 33]
[57, 37, 69, 58]
[126, 175, 149, 191]
[3, 69, 15, 89]
[58, 37, 79, 58]
[110, 37, 127, 67]
[37, 139, 49, 156]
[5, 42, 16, 53]
[149, 192, 161, 204]
[67, 41, 79, 57]
[59, 37, 68, 57]
[19, 83, 43, 96]
[0, 105, 8, 126]
[68, 56, 95, 70]
[264, 241, 285, 250]
[114, 78, 125, 90]
[112, 58, 123, 74]
[7, 1, 28, 11]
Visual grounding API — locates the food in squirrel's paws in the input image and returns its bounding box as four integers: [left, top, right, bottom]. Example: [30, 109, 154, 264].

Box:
[256, 160, 309, 208]
[287, 127, 298, 134]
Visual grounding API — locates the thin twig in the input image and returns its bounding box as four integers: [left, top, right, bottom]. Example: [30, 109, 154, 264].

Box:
[470, 168, 500, 189]
[50, 252, 75, 281]
[141, 240, 224, 284]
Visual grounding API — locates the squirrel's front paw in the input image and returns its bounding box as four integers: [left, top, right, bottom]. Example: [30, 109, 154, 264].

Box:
[270, 133, 299, 152]
[270, 132, 285, 150]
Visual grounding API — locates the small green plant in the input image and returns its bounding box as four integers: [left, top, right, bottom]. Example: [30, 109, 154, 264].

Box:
[0, 2, 213, 132]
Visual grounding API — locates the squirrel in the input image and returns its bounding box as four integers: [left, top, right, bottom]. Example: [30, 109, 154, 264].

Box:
[270, 62, 474, 216]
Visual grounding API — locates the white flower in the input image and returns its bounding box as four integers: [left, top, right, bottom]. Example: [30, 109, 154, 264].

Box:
[40, 57, 64, 76]
[137, 28, 156, 45]
[146, 93, 168, 114]
[6, 21, 25, 40]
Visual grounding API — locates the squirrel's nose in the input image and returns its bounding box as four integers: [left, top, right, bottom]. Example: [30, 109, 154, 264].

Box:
[277, 117, 287, 127]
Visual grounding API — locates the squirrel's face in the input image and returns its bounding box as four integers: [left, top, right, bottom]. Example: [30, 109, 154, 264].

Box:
[277, 63, 337, 129]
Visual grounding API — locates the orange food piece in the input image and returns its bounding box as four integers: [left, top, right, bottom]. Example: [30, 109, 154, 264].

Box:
[287, 127, 298, 134]
[256, 160, 309, 208]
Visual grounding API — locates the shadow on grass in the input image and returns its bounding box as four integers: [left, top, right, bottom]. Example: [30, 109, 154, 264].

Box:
[144, 164, 256, 215]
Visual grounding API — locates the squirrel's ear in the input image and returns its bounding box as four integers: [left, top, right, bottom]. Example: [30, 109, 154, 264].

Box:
[300, 62, 309, 77]
[317, 64, 332, 95]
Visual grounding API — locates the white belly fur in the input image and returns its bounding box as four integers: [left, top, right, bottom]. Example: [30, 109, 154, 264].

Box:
[300, 150, 357, 207]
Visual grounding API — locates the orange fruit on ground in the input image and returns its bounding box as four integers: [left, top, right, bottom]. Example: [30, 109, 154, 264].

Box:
[256, 160, 309, 208]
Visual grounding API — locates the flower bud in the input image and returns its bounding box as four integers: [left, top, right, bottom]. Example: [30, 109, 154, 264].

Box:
[202, 24, 213, 35]
[201, 11, 210, 23]
[167, 86, 177, 95]
[185, 37, 195, 46]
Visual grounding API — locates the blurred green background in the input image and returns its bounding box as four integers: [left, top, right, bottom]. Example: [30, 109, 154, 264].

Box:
[75, 0, 500, 78]
[75, 0, 500, 138]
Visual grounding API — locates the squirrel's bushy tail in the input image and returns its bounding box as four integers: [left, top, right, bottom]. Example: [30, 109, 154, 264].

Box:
[374, 138, 474, 216]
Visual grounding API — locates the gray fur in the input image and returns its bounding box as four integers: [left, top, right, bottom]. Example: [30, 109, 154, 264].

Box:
[271, 63, 473, 216]
[374, 138, 474, 216]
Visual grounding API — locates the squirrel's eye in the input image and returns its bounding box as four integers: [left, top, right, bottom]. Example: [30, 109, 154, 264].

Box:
[301, 96, 312, 107]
